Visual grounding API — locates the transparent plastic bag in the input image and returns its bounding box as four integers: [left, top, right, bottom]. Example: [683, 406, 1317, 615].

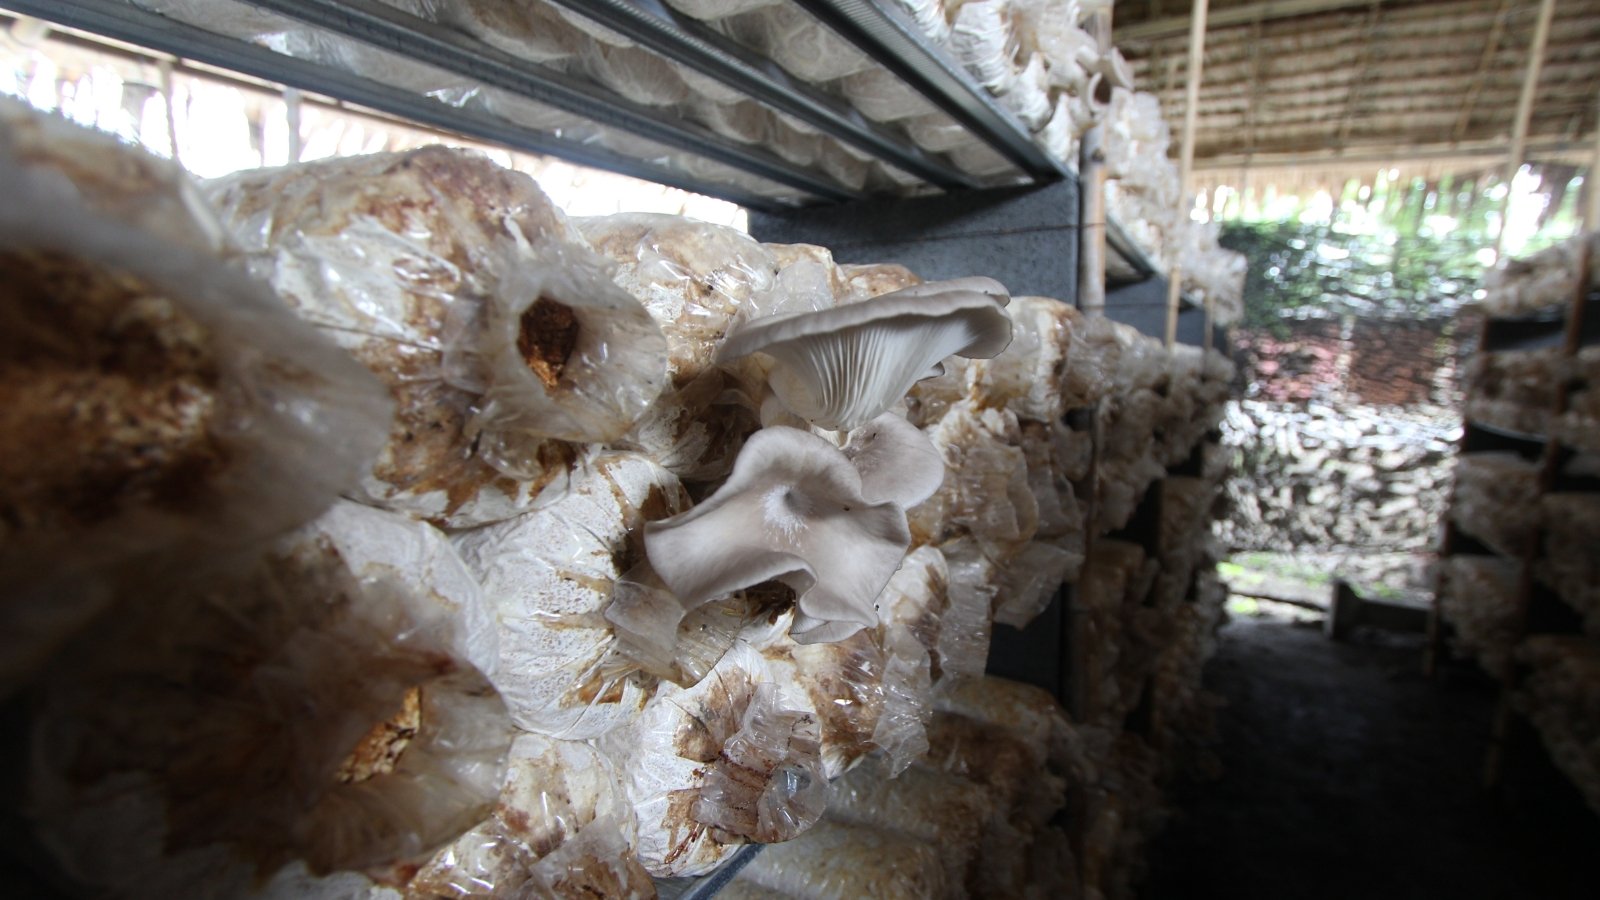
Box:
[723, 4, 875, 82]
[735, 819, 947, 899]
[1539, 493, 1600, 636]
[1437, 555, 1521, 676]
[1450, 451, 1543, 558]
[579, 213, 781, 480]
[207, 148, 668, 526]
[1512, 637, 1600, 815]
[890, 0, 951, 44]
[28, 501, 515, 894]
[607, 638, 824, 876]
[418, 0, 586, 65]
[841, 67, 939, 122]
[1483, 231, 1600, 317]
[451, 452, 687, 738]
[826, 757, 995, 892]
[950, 0, 1018, 93]
[408, 734, 653, 898]
[0, 100, 391, 691]
[909, 400, 1039, 546]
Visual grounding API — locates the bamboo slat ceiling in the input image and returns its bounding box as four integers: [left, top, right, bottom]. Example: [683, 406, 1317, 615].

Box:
[1114, 0, 1600, 171]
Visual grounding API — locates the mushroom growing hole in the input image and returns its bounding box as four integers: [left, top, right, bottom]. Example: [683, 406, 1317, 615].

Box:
[516, 296, 581, 390]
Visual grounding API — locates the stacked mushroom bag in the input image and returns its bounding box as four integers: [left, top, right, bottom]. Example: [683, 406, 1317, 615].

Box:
[1093, 324, 1171, 534]
[1464, 348, 1566, 437]
[904, 294, 1093, 634]
[1448, 451, 1543, 558]
[1480, 231, 1600, 317]
[0, 99, 391, 693]
[1513, 636, 1600, 815]
[1437, 555, 1522, 677]
[1145, 571, 1227, 779]
[1179, 221, 1247, 327]
[29, 501, 515, 898]
[723, 675, 1089, 900]
[205, 146, 669, 528]
[1102, 88, 1182, 272]
[1554, 347, 1600, 452]
[1076, 540, 1160, 725]
[1538, 492, 1600, 636]
[1078, 731, 1169, 900]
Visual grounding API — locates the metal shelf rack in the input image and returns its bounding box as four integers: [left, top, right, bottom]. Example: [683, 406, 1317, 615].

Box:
[3, 0, 1166, 285]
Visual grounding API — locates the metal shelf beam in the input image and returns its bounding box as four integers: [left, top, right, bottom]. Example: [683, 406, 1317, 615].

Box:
[4, 0, 818, 209]
[791, 0, 1070, 180]
[545, 0, 979, 190]
[240, 0, 862, 202]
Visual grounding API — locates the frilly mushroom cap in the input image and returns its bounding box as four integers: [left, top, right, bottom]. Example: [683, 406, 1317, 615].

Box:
[715, 278, 1013, 432]
[840, 412, 945, 508]
[644, 427, 911, 644]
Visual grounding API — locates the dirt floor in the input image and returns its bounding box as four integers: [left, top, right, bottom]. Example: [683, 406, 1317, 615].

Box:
[1140, 610, 1599, 900]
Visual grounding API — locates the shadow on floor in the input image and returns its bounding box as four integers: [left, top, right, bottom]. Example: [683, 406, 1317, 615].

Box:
[1140, 613, 1598, 900]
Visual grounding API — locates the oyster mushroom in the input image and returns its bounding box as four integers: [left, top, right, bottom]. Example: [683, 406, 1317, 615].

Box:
[643, 427, 913, 645]
[716, 278, 1013, 432]
[840, 412, 946, 508]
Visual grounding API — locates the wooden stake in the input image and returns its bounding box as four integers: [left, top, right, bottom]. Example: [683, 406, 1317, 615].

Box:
[1168, 0, 1210, 346]
[1496, 0, 1557, 257]
[158, 57, 179, 168]
[285, 87, 303, 164]
[1588, 92, 1600, 230]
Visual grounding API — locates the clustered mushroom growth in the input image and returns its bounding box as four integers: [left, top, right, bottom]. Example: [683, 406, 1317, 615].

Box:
[5, 103, 1239, 900]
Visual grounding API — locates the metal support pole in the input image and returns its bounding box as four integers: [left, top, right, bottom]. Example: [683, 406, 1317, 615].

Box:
[1167, 0, 1209, 346]
[1078, 6, 1113, 316]
[1496, 0, 1556, 257]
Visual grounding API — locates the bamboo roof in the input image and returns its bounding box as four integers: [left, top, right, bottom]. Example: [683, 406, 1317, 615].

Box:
[1115, 0, 1600, 181]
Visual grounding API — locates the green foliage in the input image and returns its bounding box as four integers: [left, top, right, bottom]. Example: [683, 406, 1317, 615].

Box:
[1219, 219, 1484, 334]
[1214, 165, 1586, 334]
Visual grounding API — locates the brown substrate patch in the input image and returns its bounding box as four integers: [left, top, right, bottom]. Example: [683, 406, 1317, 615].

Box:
[518, 296, 579, 390]
[0, 248, 226, 539]
[337, 686, 423, 784]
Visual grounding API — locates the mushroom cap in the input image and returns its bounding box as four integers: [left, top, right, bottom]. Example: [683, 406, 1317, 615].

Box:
[715, 279, 1013, 432]
[644, 427, 911, 644]
[840, 412, 945, 509]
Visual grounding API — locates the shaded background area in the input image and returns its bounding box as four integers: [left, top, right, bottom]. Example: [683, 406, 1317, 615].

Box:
[1142, 611, 1599, 900]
